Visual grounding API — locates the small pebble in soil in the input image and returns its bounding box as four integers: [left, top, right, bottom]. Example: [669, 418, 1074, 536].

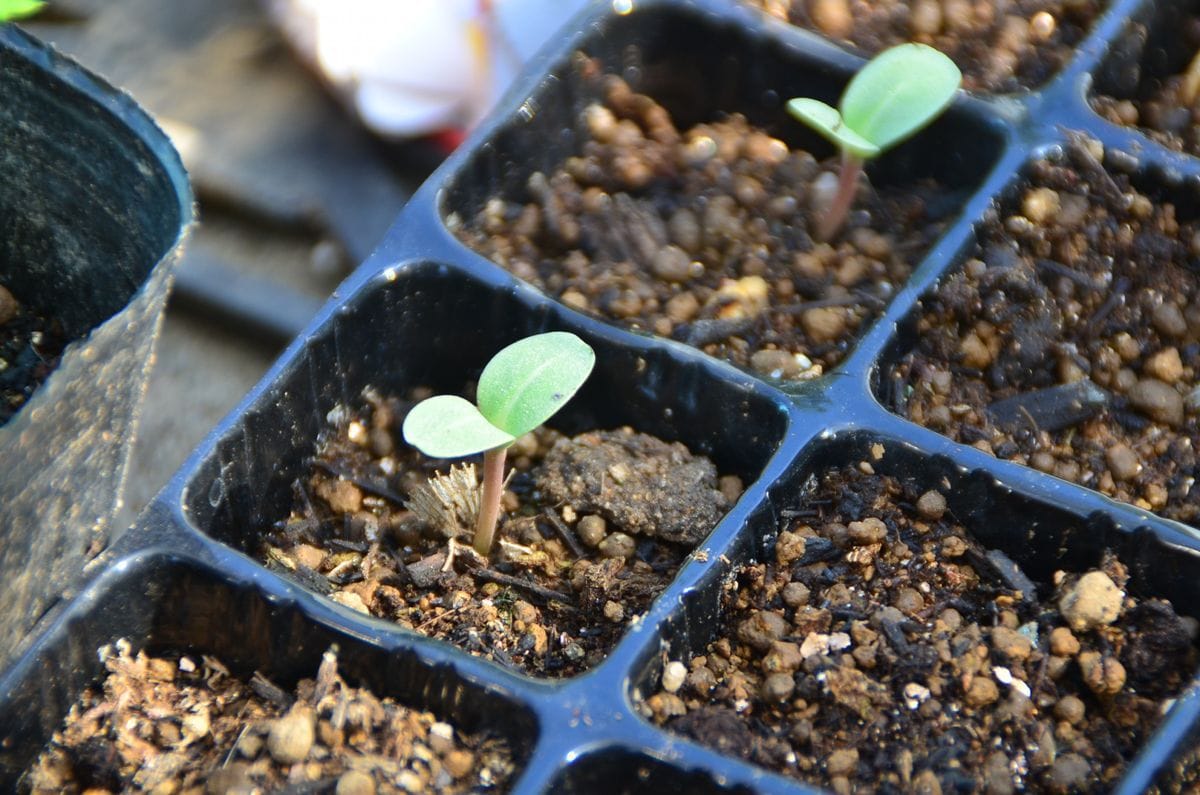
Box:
[643, 463, 1197, 792]
[1059, 570, 1124, 631]
[25, 645, 516, 793]
[576, 514, 607, 547]
[916, 489, 947, 519]
[337, 769, 377, 795]
[267, 704, 316, 763]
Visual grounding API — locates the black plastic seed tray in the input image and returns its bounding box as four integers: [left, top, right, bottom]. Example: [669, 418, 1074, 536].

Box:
[8, 0, 1200, 791]
[0, 26, 190, 670]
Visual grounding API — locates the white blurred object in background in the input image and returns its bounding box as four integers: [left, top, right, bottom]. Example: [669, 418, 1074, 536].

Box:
[269, 0, 592, 139]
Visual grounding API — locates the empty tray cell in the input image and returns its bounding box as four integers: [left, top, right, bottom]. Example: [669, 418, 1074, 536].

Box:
[638, 432, 1200, 793]
[1091, 0, 1200, 156]
[882, 136, 1200, 530]
[444, 2, 1004, 380]
[183, 262, 790, 679]
[0, 554, 536, 793]
[743, 0, 1108, 93]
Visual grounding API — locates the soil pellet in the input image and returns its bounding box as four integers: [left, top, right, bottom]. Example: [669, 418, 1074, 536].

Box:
[598, 531, 636, 559]
[1105, 443, 1141, 482]
[1129, 378, 1184, 427]
[761, 672, 795, 702]
[576, 514, 607, 547]
[267, 705, 315, 764]
[751, 348, 799, 378]
[1059, 571, 1123, 631]
[336, 770, 376, 795]
[916, 490, 946, 519]
[657, 662, 685, 694]
[1145, 347, 1183, 384]
[810, 0, 852, 37]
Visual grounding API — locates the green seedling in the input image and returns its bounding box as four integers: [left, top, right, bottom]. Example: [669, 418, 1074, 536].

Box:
[402, 331, 595, 556]
[787, 43, 961, 241]
[0, 0, 44, 21]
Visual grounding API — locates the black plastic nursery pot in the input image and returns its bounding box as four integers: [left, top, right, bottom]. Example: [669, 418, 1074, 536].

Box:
[9, 0, 1200, 792]
[0, 26, 190, 668]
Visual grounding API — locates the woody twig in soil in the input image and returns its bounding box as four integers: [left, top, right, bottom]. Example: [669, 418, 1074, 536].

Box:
[469, 568, 574, 606]
[676, 293, 886, 347]
[539, 507, 587, 559]
[313, 459, 406, 505]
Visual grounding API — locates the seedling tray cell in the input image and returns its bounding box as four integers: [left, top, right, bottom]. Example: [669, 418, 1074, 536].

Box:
[181, 261, 793, 561]
[10, 0, 1200, 791]
[632, 431, 1200, 791]
[434, 2, 1009, 379]
[0, 551, 538, 792]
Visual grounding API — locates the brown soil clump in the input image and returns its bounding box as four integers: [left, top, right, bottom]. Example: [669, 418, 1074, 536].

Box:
[450, 65, 954, 379]
[889, 137, 1200, 527]
[642, 463, 1198, 792]
[259, 390, 734, 678]
[745, 0, 1105, 93]
[0, 283, 67, 425]
[25, 642, 515, 794]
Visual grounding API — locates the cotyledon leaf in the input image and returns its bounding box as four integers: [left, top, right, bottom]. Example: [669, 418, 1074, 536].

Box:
[401, 394, 515, 458]
[786, 98, 881, 160]
[476, 331, 596, 437]
[839, 43, 961, 152]
[0, 0, 43, 21]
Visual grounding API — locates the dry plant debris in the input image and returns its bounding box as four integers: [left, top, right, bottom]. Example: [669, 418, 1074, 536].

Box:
[26, 642, 516, 794]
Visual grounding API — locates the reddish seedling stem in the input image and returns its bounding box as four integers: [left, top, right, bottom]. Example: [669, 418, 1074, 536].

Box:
[817, 151, 864, 242]
[474, 445, 508, 555]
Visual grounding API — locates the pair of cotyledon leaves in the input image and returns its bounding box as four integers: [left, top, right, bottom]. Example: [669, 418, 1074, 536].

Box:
[787, 43, 962, 160]
[402, 332, 595, 459]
